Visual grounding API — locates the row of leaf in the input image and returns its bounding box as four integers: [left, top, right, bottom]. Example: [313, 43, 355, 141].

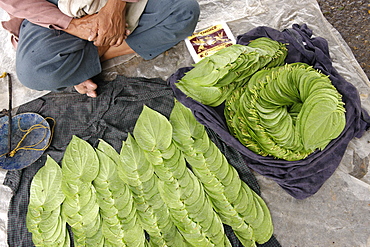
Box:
[27, 100, 273, 247]
[224, 63, 346, 161]
[176, 37, 287, 107]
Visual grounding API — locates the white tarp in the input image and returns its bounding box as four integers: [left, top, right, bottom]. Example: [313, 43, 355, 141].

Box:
[1, 0, 370, 246]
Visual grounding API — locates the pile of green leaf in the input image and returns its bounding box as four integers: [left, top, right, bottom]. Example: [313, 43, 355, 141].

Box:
[26, 157, 69, 246]
[225, 63, 346, 161]
[27, 101, 274, 247]
[176, 37, 287, 106]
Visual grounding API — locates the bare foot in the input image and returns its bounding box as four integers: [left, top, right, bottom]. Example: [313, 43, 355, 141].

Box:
[74, 79, 98, 97]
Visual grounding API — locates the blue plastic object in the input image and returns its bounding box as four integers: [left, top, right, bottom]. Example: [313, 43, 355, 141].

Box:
[0, 113, 51, 170]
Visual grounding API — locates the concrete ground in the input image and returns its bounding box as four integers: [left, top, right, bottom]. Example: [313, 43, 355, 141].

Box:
[317, 0, 370, 79]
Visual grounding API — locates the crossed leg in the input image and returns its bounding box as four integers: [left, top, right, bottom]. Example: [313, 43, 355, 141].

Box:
[73, 0, 200, 98]
[16, 0, 199, 97]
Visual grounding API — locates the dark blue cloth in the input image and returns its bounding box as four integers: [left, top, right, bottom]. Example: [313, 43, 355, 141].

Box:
[168, 24, 370, 199]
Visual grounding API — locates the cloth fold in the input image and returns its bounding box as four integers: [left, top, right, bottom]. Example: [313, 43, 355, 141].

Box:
[168, 24, 370, 199]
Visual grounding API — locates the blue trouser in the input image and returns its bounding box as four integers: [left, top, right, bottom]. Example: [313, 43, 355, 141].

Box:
[16, 0, 199, 91]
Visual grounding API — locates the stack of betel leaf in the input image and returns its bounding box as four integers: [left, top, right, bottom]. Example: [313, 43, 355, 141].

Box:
[169, 101, 273, 246]
[175, 37, 346, 161]
[225, 63, 346, 161]
[27, 101, 274, 247]
[176, 37, 287, 107]
[26, 157, 69, 246]
[60, 137, 102, 246]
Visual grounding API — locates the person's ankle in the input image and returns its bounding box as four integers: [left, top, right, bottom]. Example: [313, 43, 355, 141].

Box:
[100, 41, 135, 61]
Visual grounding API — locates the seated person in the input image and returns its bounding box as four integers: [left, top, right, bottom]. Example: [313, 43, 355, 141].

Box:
[0, 0, 200, 97]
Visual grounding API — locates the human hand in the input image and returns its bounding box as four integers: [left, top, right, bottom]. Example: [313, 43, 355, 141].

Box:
[63, 14, 98, 40]
[87, 0, 129, 47]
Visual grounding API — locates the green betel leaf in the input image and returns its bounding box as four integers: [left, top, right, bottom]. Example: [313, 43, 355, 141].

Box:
[133, 105, 172, 152]
[97, 139, 122, 166]
[124, 169, 176, 246]
[176, 39, 287, 107]
[40, 212, 63, 242]
[27, 156, 69, 246]
[170, 100, 204, 142]
[299, 97, 343, 151]
[119, 134, 154, 185]
[29, 155, 65, 211]
[169, 98, 273, 245]
[62, 135, 99, 183]
[38, 207, 61, 234]
[94, 148, 118, 188]
[225, 62, 345, 161]
[61, 136, 101, 244]
[94, 148, 147, 247]
[175, 82, 225, 107]
[84, 227, 104, 247]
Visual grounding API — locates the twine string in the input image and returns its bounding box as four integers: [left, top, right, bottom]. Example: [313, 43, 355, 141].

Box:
[0, 117, 55, 158]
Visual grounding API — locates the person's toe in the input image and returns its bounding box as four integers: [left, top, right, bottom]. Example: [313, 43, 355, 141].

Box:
[74, 79, 98, 97]
[84, 79, 98, 91]
[86, 90, 97, 98]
